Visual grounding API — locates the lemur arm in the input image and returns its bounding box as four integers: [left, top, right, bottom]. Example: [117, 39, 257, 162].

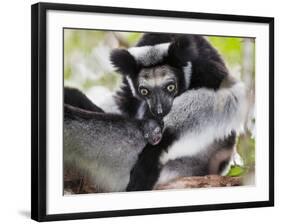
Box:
[127, 76, 247, 191]
[165, 76, 246, 135]
[160, 76, 247, 164]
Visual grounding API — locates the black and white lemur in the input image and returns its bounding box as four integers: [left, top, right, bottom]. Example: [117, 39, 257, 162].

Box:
[64, 33, 247, 192]
[109, 33, 247, 191]
[64, 76, 246, 192]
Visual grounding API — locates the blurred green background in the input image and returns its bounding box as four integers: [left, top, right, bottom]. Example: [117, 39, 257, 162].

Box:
[64, 29, 256, 183]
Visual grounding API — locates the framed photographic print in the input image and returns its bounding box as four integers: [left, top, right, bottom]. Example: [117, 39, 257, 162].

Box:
[31, 2, 274, 222]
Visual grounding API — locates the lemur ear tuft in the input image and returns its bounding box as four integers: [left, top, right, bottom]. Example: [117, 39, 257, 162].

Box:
[110, 49, 138, 77]
[167, 35, 198, 67]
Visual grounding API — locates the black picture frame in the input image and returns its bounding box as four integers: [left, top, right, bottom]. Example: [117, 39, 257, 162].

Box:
[31, 2, 274, 222]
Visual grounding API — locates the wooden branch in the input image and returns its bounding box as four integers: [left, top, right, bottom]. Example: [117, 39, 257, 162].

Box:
[64, 166, 97, 194]
[65, 172, 242, 194]
[154, 175, 242, 190]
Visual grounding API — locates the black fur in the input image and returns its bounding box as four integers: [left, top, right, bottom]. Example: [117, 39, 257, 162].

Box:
[64, 103, 145, 126]
[64, 87, 104, 113]
[110, 49, 139, 77]
[136, 33, 175, 46]
[114, 79, 144, 117]
[138, 34, 228, 90]
[64, 104, 123, 122]
[111, 33, 228, 119]
[126, 127, 178, 191]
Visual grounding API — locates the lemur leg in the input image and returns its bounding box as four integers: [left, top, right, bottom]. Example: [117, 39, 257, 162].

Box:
[64, 104, 165, 192]
[64, 88, 104, 192]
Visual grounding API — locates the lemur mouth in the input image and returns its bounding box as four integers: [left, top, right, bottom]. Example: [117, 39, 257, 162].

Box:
[151, 134, 162, 145]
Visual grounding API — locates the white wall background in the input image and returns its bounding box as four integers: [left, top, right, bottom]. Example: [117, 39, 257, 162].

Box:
[0, 0, 279, 223]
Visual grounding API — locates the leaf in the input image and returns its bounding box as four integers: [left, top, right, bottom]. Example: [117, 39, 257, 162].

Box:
[227, 165, 245, 177]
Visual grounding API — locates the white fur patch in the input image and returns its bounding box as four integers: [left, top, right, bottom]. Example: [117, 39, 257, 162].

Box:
[160, 81, 247, 165]
[98, 95, 121, 114]
[126, 76, 137, 96]
[156, 169, 179, 185]
[128, 43, 170, 66]
[160, 129, 234, 165]
[183, 61, 192, 88]
[230, 149, 244, 167]
[86, 87, 121, 114]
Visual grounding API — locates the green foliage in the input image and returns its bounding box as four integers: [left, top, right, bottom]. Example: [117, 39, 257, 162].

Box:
[64, 64, 72, 80]
[237, 132, 256, 168]
[126, 33, 142, 46]
[227, 165, 245, 177]
[82, 73, 121, 91]
[64, 29, 105, 55]
[227, 132, 255, 178]
[207, 36, 243, 66]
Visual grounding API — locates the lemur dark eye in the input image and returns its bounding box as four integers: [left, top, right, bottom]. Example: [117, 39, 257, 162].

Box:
[139, 87, 150, 96]
[167, 84, 176, 92]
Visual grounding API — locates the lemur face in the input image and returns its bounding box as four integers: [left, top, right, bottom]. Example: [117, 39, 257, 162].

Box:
[137, 65, 178, 118]
[110, 36, 194, 119]
[142, 119, 163, 145]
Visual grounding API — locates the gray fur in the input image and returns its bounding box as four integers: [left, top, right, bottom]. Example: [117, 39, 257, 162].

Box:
[164, 77, 246, 135]
[158, 77, 247, 185]
[157, 139, 234, 185]
[64, 115, 147, 192]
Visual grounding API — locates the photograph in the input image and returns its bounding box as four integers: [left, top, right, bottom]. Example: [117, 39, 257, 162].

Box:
[63, 30, 256, 194]
[1, 0, 279, 223]
[31, 3, 273, 221]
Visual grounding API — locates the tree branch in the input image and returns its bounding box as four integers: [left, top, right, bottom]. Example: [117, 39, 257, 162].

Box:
[154, 175, 242, 190]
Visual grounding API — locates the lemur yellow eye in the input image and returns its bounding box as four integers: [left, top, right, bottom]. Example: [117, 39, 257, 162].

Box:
[140, 88, 149, 96]
[167, 84, 176, 92]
